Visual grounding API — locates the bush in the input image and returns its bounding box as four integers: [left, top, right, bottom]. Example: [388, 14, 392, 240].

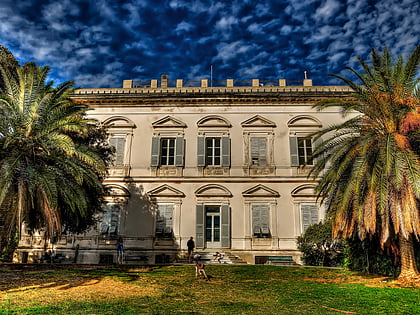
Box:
[297, 220, 344, 267]
[343, 236, 420, 277]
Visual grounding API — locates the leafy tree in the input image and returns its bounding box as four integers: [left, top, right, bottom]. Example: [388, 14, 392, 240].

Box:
[310, 46, 420, 283]
[0, 47, 111, 249]
[297, 220, 344, 267]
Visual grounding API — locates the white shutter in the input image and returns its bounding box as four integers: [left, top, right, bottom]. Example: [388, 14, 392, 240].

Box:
[301, 204, 318, 232]
[252, 204, 269, 236]
[110, 137, 126, 166]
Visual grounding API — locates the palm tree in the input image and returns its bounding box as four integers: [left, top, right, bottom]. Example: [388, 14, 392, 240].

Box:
[310, 46, 420, 283]
[0, 57, 107, 245]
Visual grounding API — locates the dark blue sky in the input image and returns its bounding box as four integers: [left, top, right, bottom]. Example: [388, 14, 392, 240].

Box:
[0, 0, 418, 88]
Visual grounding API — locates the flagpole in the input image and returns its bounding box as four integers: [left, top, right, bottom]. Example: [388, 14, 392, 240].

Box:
[210, 65, 213, 87]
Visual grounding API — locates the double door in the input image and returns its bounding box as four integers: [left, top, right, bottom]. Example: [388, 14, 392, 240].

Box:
[205, 206, 221, 248]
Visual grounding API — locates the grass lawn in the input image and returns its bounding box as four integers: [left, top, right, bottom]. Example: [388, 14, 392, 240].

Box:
[0, 264, 419, 314]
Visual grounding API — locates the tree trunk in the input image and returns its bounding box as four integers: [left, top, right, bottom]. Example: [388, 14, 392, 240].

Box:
[398, 233, 420, 283]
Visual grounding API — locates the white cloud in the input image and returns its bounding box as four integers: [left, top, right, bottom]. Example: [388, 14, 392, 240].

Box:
[175, 21, 194, 34]
[133, 65, 145, 73]
[215, 16, 239, 32]
[214, 41, 253, 63]
[314, 0, 341, 22]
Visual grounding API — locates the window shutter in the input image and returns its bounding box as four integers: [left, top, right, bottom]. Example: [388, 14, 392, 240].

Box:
[311, 136, 322, 165]
[110, 137, 126, 166]
[151, 137, 160, 167]
[301, 204, 318, 232]
[196, 204, 205, 248]
[252, 205, 269, 235]
[110, 205, 120, 234]
[175, 137, 185, 167]
[259, 138, 267, 166]
[197, 136, 205, 167]
[252, 205, 262, 235]
[251, 137, 267, 166]
[221, 136, 231, 167]
[289, 136, 299, 166]
[221, 204, 230, 248]
[261, 205, 269, 233]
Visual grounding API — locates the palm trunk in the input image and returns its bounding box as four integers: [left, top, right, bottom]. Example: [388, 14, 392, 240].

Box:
[398, 233, 420, 282]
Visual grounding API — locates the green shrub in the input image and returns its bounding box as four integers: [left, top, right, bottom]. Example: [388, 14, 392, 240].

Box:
[343, 236, 420, 277]
[297, 220, 344, 267]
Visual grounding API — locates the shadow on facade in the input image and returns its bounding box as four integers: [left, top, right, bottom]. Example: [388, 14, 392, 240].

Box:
[121, 181, 182, 265]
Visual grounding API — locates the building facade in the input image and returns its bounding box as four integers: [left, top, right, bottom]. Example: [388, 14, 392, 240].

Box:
[15, 77, 352, 264]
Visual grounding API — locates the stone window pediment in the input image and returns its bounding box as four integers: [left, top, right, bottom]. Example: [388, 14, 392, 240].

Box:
[148, 184, 185, 198]
[291, 184, 317, 197]
[287, 115, 322, 128]
[152, 116, 187, 128]
[242, 184, 280, 197]
[197, 115, 231, 128]
[241, 115, 276, 128]
[195, 184, 232, 197]
[103, 116, 136, 128]
[105, 184, 130, 197]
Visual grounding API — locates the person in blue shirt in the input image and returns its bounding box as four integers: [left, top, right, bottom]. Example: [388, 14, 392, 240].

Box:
[117, 238, 124, 264]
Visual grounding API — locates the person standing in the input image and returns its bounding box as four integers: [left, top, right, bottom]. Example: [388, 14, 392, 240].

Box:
[187, 236, 195, 262]
[117, 237, 124, 264]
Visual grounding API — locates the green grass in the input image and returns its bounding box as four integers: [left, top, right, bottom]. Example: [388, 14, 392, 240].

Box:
[0, 265, 419, 314]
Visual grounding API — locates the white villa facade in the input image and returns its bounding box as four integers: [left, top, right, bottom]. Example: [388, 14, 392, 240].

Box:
[15, 76, 352, 264]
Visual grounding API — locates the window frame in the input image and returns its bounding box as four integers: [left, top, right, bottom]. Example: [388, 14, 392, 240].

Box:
[160, 137, 176, 166]
[109, 136, 126, 167]
[155, 203, 174, 237]
[205, 137, 222, 166]
[297, 136, 313, 166]
[250, 136, 268, 167]
[300, 203, 319, 232]
[251, 203, 271, 238]
[100, 203, 121, 236]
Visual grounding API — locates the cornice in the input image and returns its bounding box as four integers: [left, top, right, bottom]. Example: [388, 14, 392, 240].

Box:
[71, 87, 354, 107]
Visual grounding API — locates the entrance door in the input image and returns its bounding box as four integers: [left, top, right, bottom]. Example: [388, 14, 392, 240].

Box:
[205, 206, 221, 248]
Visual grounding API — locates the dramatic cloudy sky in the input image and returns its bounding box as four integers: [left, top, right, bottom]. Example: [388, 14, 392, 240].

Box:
[0, 0, 418, 88]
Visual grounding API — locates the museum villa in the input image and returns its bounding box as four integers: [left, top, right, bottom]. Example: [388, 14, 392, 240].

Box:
[15, 75, 352, 265]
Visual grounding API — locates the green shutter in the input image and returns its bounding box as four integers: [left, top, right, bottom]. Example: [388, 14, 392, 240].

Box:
[221, 204, 230, 248]
[196, 204, 205, 248]
[197, 136, 205, 167]
[175, 137, 185, 167]
[312, 136, 322, 165]
[289, 136, 299, 166]
[151, 137, 160, 167]
[221, 136, 231, 167]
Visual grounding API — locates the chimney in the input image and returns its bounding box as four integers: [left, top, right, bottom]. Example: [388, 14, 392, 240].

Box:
[161, 75, 168, 88]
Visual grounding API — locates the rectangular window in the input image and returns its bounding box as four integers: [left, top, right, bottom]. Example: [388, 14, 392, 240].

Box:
[252, 204, 270, 238]
[160, 138, 175, 166]
[101, 204, 120, 235]
[206, 137, 221, 166]
[298, 137, 313, 166]
[156, 204, 173, 236]
[250, 137, 267, 166]
[301, 204, 318, 232]
[152, 136, 184, 168]
[109, 137, 126, 166]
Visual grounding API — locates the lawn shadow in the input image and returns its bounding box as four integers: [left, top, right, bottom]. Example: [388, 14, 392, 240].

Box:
[0, 264, 158, 293]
